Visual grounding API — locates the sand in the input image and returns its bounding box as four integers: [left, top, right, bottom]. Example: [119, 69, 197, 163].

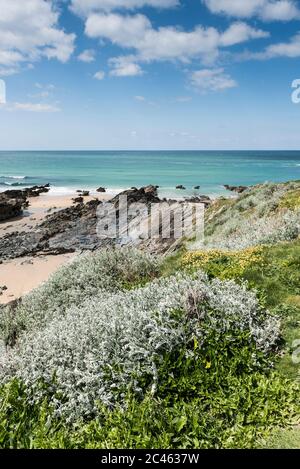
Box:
[0, 254, 76, 304]
[0, 192, 111, 305]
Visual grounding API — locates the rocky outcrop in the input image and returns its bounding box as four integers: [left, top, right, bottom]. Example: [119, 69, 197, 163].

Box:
[0, 185, 50, 222]
[224, 185, 248, 194]
[0, 192, 27, 221]
[184, 195, 212, 208]
[176, 185, 186, 190]
[0, 186, 210, 259]
[96, 187, 106, 193]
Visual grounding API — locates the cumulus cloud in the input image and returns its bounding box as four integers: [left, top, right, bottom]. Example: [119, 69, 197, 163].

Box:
[256, 32, 300, 58]
[94, 70, 105, 79]
[0, 0, 75, 74]
[203, 0, 300, 21]
[109, 56, 144, 76]
[85, 12, 268, 66]
[190, 68, 237, 92]
[78, 49, 96, 62]
[71, 0, 179, 16]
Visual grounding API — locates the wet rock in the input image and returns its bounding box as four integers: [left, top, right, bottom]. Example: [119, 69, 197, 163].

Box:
[96, 187, 106, 193]
[224, 185, 248, 194]
[176, 185, 186, 190]
[82, 191, 90, 197]
[194, 185, 201, 190]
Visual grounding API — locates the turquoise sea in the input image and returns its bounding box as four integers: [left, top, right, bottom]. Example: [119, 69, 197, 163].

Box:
[0, 151, 300, 198]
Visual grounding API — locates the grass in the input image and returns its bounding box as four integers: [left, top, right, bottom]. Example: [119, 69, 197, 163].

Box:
[160, 239, 300, 448]
[1, 182, 300, 449]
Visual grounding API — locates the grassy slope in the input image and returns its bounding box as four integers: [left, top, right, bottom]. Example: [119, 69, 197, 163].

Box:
[162, 181, 300, 448]
[1, 181, 300, 449]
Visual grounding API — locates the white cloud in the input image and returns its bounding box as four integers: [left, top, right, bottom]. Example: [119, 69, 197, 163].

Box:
[78, 49, 96, 62]
[0, 0, 75, 74]
[94, 70, 105, 79]
[135, 95, 146, 101]
[85, 13, 268, 66]
[109, 56, 144, 76]
[190, 68, 237, 92]
[203, 0, 300, 21]
[0, 79, 6, 104]
[259, 33, 300, 58]
[71, 0, 178, 16]
[6, 102, 61, 112]
[220, 22, 269, 47]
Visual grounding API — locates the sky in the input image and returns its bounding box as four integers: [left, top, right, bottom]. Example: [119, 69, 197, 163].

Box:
[0, 0, 300, 150]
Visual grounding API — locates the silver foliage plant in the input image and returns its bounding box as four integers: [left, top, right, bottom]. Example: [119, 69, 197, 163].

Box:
[202, 182, 300, 251]
[0, 263, 280, 420]
[0, 247, 160, 341]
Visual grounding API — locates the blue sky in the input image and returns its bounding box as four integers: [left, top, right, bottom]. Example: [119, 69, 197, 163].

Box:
[0, 0, 300, 150]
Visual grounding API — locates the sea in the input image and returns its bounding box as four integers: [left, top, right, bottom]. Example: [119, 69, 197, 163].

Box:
[0, 150, 300, 198]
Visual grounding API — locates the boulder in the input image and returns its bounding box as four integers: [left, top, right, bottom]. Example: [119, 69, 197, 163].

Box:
[0, 193, 26, 221]
[224, 185, 248, 194]
[96, 187, 106, 193]
[194, 185, 201, 190]
[143, 185, 158, 195]
[176, 185, 186, 190]
[72, 196, 84, 204]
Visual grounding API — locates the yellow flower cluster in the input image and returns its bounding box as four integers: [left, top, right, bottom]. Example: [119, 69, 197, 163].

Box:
[181, 246, 264, 277]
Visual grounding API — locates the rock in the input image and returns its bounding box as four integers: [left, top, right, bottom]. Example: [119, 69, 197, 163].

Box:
[72, 196, 84, 204]
[176, 185, 186, 190]
[184, 195, 212, 208]
[82, 191, 90, 197]
[194, 186, 201, 190]
[0, 186, 213, 260]
[144, 185, 158, 196]
[96, 187, 106, 193]
[0, 193, 26, 221]
[224, 185, 248, 194]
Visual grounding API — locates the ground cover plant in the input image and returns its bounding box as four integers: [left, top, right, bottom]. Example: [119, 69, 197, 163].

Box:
[1, 182, 300, 449]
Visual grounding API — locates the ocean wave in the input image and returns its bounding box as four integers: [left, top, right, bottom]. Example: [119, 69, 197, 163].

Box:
[0, 175, 27, 180]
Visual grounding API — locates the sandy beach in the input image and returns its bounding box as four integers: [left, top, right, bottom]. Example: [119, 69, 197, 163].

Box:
[0, 192, 111, 305]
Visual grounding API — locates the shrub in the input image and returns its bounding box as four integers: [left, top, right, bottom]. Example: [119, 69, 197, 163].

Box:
[0, 271, 280, 420]
[181, 247, 265, 279]
[0, 247, 160, 345]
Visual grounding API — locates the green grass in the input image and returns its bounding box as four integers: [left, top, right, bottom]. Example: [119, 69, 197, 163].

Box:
[1, 332, 298, 449]
[160, 239, 300, 448]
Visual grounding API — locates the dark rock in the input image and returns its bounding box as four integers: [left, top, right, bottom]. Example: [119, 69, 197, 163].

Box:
[194, 186, 201, 190]
[0, 186, 212, 260]
[0, 195, 24, 221]
[96, 187, 106, 193]
[184, 195, 212, 208]
[82, 191, 90, 197]
[176, 185, 186, 190]
[72, 196, 84, 204]
[224, 185, 248, 194]
[144, 185, 158, 196]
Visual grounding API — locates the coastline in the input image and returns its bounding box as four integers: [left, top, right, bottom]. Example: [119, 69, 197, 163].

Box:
[0, 192, 111, 305]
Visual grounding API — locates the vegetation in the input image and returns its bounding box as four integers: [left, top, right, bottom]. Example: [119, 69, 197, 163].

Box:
[1, 181, 300, 449]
